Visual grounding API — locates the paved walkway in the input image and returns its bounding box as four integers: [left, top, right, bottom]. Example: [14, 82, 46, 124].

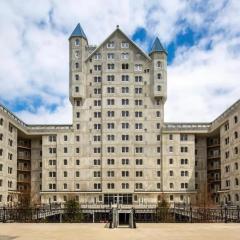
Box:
[0, 223, 240, 240]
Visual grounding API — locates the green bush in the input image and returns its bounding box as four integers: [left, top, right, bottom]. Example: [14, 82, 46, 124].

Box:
[64, 199, 83, 222]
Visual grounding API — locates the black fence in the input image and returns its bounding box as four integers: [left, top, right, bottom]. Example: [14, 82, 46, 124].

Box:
[0, 206, 239, 223]
[134, 206, 240, 223]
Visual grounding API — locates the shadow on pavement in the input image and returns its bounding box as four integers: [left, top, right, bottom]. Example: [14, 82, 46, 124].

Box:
[0, 235, 18, 240]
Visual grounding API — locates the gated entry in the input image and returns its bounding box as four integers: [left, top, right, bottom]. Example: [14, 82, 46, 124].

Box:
[109, 207, 136, 228]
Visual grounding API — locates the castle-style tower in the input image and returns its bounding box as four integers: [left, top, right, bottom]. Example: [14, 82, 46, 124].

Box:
[69, 23, 88, 104]
[149, 37, 167, 104]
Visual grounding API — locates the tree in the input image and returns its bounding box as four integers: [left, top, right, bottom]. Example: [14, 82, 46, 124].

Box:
[156, 195, 172, 222]
[64, 199, 83, 222]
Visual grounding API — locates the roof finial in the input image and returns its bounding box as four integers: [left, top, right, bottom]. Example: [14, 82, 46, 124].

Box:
[116, 25, 119, 29]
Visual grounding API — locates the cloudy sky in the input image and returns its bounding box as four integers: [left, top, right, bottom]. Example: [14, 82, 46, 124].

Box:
[0, 0, 239, 124]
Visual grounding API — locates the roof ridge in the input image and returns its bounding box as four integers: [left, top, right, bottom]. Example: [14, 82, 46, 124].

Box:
[85, 27, 151, 61]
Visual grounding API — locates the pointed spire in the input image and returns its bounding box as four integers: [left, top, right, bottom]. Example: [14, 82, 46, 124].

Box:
[69, 23, 87, 40]
[150, 37, 167, 55]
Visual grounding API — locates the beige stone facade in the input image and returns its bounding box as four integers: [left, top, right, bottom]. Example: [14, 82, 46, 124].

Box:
[0, 25, 239, 207]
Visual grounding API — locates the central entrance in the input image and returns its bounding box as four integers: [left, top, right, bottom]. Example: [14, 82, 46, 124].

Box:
[119, 213, 130, 225]
[104, 194, 133, 205]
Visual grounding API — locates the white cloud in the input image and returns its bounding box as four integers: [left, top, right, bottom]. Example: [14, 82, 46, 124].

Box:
[0, 0, 239, 124]
[166, 37, 240, 122]
[17, 98, 72, 124]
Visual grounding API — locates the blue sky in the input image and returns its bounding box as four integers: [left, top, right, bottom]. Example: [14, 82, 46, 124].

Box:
[0, 0, 240, 123]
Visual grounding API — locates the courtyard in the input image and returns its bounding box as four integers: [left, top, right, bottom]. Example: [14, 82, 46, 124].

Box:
[0, 223, 239, 240]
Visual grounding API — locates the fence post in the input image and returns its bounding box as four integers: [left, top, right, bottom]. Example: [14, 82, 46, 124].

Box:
[190, 206, 193, 223]
[3, 207, 6, 223]
[224, 206, 228, 223]
[220, 205, 223, 222]
[173, 204, 176, 222]
[36, 208, 39, 221]
[237, 205, 240, 222]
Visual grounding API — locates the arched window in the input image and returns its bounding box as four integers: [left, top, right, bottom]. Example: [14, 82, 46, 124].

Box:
[234, 147, 239, 154]
[75, 39, 80, 46]
[234, 131, 238, 139]
[235, 162, 238, 170]
[235, 178, 239, 186]
[235, 194, 239, 202]
[157, 73, 162, 79]
[234, 115, 238, 123]
[157, 61, 162, 68]
[227, 194, 231, 202]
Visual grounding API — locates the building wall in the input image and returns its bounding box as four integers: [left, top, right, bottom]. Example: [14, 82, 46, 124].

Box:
[0, 26, 239, 207]
[161, 132, 196, 203]
[0, 111, 18, 206]
[219, 105, 240, 205]
[195, 136, 207, 206]
[31, 137, 42, 205]
[66, 29, 167, 204]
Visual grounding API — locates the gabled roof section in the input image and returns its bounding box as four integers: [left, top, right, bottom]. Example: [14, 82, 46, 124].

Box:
[85, 27, 151, 61]
[69, 23, 87, 40]
[149, 37, 167, 55]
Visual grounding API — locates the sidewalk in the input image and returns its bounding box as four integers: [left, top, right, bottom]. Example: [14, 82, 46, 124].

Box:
[0, 223, 239, 240]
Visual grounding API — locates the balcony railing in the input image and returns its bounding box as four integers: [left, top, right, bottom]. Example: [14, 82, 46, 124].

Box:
[17, 142, 31, 149]
[17, 166, 31, 171]
[208, 164, 220, 171]
[17, 178, 31, 183]
[17, 153, 31, 160]
[207, 154, 220, 159]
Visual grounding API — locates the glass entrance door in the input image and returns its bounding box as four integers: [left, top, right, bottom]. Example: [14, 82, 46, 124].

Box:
[114, 195, 118, 204]
[104, 194, 133, 205]
[118, 195, 123, 204]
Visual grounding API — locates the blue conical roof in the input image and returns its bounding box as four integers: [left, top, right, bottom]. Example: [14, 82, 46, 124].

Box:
[150, 37, 167, 54]
[69, 23, 87, 40]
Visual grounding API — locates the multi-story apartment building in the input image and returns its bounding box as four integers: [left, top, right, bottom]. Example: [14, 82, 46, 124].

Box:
[0, 23, 239, 207]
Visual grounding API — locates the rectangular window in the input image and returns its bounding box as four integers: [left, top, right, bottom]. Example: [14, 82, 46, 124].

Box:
[107, 171, 114, 177]
[107, 87, 115, 94]
[107, 53, 114, 60]
[122, 158, 129, 165]
[122, 111, 129, 117]
[94, 53, 101, 60]
[180, 134, 188, 141]
[136, 171, 143, 177]
[107, 99, 115, 105]
[122, 99, 129, 105]
[122, 75, 129, 81]
[122, 87, 129, 93]
[121, 42, 129, 48]
[135, 76, 143, 82]
[94, 76, 102, 82]
[136, 159, 143, 165]
[107, 41, 114, 48]
[181, 147, 188, 153]
[122, 122, 129, 129]
[121, 52, 129, 59]
[107, 75, 115, 81]
[122, 64, 129, 70]
[107, 63, 114, 70]
[135, 88, 142, 94]
[134, 64, 142, 71]
[94, 65, 101, 71]
[107, 159, 115, 165]
[122, 171, 129, 177]
[107, 111, 114, 117]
